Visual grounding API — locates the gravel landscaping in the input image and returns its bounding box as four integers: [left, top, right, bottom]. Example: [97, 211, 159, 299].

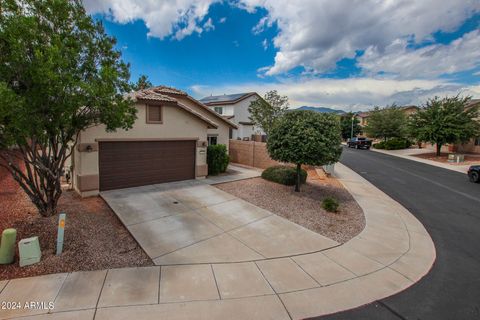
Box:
[413, 152, 480, 165]
[0, 166, 152, 280]
[215, 168, 365, 243]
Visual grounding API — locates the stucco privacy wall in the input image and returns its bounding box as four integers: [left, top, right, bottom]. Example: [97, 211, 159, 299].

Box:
[423, 141, 480, 154]
[73, 103, 209, 197]
[229, 140, 281, 169]
[456, 139, 480, 154]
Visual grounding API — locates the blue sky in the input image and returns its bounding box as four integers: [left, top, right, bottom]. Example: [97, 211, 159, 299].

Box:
[85, 0, 480, 111]
[99, 3, 278, 90]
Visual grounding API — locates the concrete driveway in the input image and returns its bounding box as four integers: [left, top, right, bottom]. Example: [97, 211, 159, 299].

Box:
[101, 178, 339, 265]
[0, 164, 435, 320]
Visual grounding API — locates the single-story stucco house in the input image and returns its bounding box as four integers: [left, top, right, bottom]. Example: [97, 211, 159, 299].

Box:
[71, 86, 237, 197]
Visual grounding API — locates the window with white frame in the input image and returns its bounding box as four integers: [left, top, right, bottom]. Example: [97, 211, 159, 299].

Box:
[213, 107, 223, 115]
[207, 135, 218, 145]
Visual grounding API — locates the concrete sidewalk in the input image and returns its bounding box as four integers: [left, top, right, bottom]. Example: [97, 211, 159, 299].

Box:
[0, 163, 436, 320]
[370, 147, 474, 174]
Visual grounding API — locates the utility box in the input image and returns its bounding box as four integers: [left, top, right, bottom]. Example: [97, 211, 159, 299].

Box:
[19, 236, 41, 267]
[323, 164, 335, 176]
[448, 153, 465, 163]
[0, 228, 17, 264]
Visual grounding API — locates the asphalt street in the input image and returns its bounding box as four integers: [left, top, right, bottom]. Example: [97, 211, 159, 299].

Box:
[314, 147, 480, 320]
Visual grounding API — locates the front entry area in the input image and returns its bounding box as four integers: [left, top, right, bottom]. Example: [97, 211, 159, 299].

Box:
[98, 140, 196, 191]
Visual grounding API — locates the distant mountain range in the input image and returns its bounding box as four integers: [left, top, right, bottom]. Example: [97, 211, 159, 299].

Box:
[293, 106, 346, 114]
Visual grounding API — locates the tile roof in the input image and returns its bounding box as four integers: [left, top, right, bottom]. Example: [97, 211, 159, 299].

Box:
[150, 86, 188, 96]
[134, 90, 177, 103]
[466, 99, 480, 108]
[356, 112, 370, 117]
[130, 85, 190, 102]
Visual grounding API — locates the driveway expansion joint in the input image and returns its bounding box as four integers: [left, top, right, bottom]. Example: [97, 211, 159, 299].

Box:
[0, 164, 435, 320]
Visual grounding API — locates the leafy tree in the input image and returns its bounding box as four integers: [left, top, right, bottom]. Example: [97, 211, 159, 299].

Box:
[0, 0, 136, 217]
[364, 105, 407, 141]
[267, 110, 342, 192]
[132, 74, 153, 91]
[408, 96, 480, 156]
[248, 90, 289, 135]
[340, 112, 362, 140]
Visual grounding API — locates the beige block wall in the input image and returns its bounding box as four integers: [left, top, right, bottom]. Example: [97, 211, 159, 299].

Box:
[422, 139, 480, 154]
[456, 139, 480, 154]
[74, 103, 210, 196]
[229, 140, 281, 169]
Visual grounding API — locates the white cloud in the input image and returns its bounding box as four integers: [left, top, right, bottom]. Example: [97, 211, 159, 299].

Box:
[219, 17, 227, 23]
[83, 0, 217, 40]
[203, 17, 215, 31]
[241, 0, 480, 76]
[252, 16, 270, 35]
[83, 0, 480, 78]
[358, 30, 480, 78]
[191, 78, 480, 111]
[262, 38, 268, 50]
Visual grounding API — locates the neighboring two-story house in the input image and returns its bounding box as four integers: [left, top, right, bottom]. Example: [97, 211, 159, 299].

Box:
[355, 105, 419, 128]
[200, 92, 264, 142]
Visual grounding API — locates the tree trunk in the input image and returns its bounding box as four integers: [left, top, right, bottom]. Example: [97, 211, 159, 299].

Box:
[295, 163, 301, 192]
[8, 159, 63, 217]
[0, 137, 74, 217]
[436, 144, 442, 156]
[37, 194, 61, 217]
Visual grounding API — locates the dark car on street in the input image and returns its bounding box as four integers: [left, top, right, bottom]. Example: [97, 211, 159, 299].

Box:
[347, 137, 372, 150]
[468, 165, 480, 183]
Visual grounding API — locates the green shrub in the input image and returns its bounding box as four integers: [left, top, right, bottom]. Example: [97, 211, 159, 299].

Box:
[384, 138, 411, 150]
[374, 138, 411, 150]
[373, 141, 386, 149]
[261, 165, 307, 186]
[322, 197, 339, 212]
[207, 144, 229, 175]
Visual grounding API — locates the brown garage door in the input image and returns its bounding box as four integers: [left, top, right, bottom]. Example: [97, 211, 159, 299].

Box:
[98, 140, 196, 191]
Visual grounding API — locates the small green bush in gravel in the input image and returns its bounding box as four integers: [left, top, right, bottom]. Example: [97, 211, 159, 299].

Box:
[261, 165, 307, 186]
[374, 138, 411, 150]
[373, 141, 386, 149]
[207, 144, 229, 175]
[322, 197, 339, 213]
[384, 138, 411, 150]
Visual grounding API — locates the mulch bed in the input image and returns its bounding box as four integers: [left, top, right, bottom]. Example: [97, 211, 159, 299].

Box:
[0, 166, 152, 280]
[215, 168, 365, 243]
[413, 152, 480, 165]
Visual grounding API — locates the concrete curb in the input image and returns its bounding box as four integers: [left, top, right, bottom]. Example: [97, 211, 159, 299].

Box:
[0, 163, 436, 320]
[369, 147, 471, 174]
